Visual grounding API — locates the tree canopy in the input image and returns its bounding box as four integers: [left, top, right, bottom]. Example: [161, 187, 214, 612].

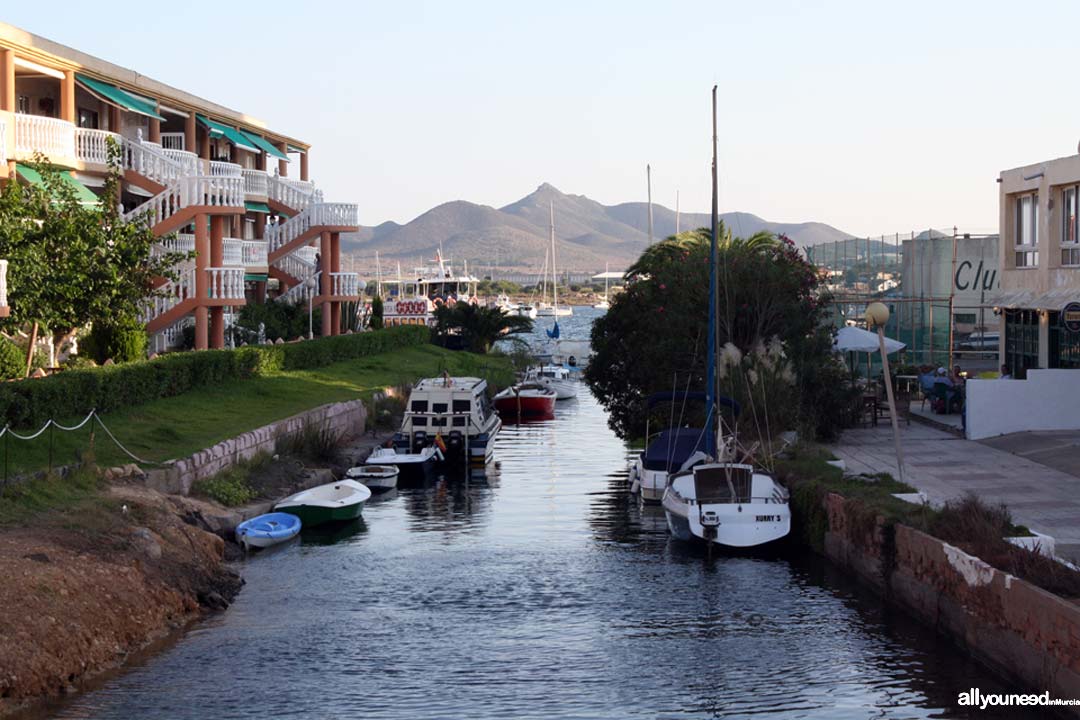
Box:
[585, 225, 851, 440]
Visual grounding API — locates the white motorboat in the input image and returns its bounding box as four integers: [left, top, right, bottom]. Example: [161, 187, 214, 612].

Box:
[514, 303, 538, 319]
[536, 303, 574, 317]
[662, 462, 791, 548]
[394, 375, 502, 468]
[528, 364, 577, 400]
[346, 463, 400, 491]
[367, 446, 442, 479]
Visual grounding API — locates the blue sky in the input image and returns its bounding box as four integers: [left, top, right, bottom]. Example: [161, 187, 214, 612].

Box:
[6, 1, 1075, 236]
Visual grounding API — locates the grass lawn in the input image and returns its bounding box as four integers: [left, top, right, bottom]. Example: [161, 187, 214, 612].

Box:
[0, 345, 513, 477]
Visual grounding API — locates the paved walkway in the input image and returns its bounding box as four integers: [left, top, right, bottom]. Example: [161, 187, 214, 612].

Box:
[830, 423, 1080, 562]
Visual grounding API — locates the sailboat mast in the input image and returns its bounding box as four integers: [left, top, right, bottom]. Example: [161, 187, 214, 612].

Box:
[550, 200, 558, 310]
[707, 86, 720, 458]
[376, 251, 382, 298]
[647, 164, 654, 244]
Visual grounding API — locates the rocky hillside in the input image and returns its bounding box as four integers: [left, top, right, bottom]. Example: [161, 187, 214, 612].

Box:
[342, 183, 853, 270]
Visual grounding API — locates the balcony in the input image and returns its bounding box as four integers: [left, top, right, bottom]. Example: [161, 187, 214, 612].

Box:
[160, 235, 265, 268]
[14, 114, 75, 162]
[242, 169, 268, 197]
[208, 161, 242, 178]
[240, 239, 268, 267]
[0, 117, 6, 167]
[330, 272, 360, 298]
[74, 128, 118, 166]
[207, 267, 245, 301]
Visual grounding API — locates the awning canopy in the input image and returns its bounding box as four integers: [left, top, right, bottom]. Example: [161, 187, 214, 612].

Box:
[245, 201, 271, 214]
[16, 164, 101, 206]
[196, 115, 259, 153]
[244, 273, 269, 282]
[833, 325, 905, 354]
[240, 131, 290, 162]
[984, 289, 1034, 310]
[287, 144, 305, 154]
[76, 74, 164, 121]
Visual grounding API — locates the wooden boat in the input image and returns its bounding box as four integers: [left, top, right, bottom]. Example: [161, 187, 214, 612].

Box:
[345, 464, 400, 492]
[235, 512, 301, 549]
[274, 479, 371, 527]
[493, 383, 557, 417]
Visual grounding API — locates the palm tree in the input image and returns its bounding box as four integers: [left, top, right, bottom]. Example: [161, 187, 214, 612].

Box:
[433, 303, 534, 353]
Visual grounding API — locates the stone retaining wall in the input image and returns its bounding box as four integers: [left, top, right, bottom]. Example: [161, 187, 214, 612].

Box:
[145, 400, 367, 496]
[821, 492, 1080, 715]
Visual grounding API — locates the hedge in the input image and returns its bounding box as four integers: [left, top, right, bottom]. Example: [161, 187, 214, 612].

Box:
[0, 325, 430, 429]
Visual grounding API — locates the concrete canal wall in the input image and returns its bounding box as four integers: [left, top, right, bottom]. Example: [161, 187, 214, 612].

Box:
[146, 399, 368, 496]
[819, 492, 1080, 713]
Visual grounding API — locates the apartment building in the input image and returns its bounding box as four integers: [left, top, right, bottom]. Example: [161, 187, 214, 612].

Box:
[0, 21, 360, 351]
[993, 150, 1080, 377]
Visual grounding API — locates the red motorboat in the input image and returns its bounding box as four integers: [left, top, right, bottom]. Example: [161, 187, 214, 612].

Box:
[493, 383, 557, 417]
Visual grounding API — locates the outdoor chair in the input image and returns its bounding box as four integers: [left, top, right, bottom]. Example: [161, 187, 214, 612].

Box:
[918, 372, 936, 410]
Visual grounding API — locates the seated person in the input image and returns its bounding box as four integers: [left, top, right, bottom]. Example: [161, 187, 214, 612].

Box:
[1000, 364, 1012, 379]
[932, 367, 954, 388]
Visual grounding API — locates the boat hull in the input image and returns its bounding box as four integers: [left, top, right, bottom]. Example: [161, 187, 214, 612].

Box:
[274, 480, 370, 528]
[347, 466, 400, 492]
[662, 467, 791, 548]
[494, 393, 556, 417]
[274, 502, 363, 528]
[535, 377, 577, 400]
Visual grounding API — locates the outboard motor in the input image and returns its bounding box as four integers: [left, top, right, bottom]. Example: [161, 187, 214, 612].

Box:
[412, 430, 428, 451]
[700, 510, 720, 541]
[447, 430, 464, 455]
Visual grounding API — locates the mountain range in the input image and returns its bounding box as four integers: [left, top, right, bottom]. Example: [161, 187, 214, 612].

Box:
[341, 183, 854, 271]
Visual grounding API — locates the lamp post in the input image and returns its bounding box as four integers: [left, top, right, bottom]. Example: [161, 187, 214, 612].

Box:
[306, 274, 317, 340]
[866, 301, 905, 483]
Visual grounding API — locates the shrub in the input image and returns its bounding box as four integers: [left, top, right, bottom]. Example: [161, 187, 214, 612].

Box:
[275, 420, 341, 463]
[0, 337, 24, 380]
[0, 325, 429, 429]
[82, 317, 148, 364]
[192, 471, 257, 507]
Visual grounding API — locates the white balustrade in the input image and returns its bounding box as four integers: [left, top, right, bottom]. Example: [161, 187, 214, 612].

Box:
[0, 117, 7, 166]
[267, 173, 316, 212]
[74, 128, 118, 165]
[123, 175, 244, 228]
[241, 240, 268, 266]
[277, 271, 320, 305]
[294, 245, 318, 263]
[222, 239, 243, 266]
[143, 266, 197, 323]
[154, 234, 197, 257]
[206, 267, 246, 300]
[160, 133, 185, 151]
[122, 138, 185, 185]
[273, 250, 315, 281]
[264, 202, 359, 253]
[0, 259, 8, 309]
[331, 272, 360, 297]
[14, 114, 76, 160]
[242, 168, 268, 197]
[209, 160, 242, 178]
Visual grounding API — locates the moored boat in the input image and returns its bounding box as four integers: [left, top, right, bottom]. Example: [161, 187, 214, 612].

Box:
[366, 446, 442, 480]
[394, 375, 502, 468]
[274, 479, 371, 527]
[493, 383, 557, 417]
[235, 512, 302, 549]
[528, 364, 577, 400]
[346, 464, 400, 492]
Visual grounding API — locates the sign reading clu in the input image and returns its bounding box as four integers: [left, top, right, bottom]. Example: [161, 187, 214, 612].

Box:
[954, 260, 998, 292]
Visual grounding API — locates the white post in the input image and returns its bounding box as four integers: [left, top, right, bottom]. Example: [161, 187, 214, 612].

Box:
[877, 326, 905, 484]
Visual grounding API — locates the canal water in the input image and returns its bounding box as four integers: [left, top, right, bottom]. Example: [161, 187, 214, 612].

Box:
[49, 310, 1038, 719]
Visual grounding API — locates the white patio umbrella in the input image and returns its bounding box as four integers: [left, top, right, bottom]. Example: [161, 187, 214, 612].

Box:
[834, 325, 905, 354]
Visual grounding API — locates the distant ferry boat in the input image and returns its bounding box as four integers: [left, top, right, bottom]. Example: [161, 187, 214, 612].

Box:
[382, 255, 480, 327]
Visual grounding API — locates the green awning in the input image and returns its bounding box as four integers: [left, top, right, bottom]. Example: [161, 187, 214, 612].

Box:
[240, 131, 290, 162]
[75, 74, 164, 121]
[16, 164, 101, 206]
[196, 115, 259, 153]
[245, 201, 271, 214]
[244, 273, 269, 282]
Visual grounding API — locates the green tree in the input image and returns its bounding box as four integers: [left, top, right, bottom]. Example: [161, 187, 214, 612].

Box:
[369, 296, 384, 329]
[0, 142, 189, 357]
[432, 303, 533, 353]
[586, 225, 848, 440]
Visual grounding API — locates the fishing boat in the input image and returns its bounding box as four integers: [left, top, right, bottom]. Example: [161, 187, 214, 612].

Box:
[660, 87, 791, 549]
[274, 479, 371, 527]
[493, 382, 557, 417]
[366, 446, 442, 480]
[235, 512, 301, 549]
[394, 375, 502, 468]
[527, 364, 577, 400]
[345, 464, 400, 492]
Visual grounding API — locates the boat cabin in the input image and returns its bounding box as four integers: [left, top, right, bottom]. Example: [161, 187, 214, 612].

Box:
[394, 376, 499, 461]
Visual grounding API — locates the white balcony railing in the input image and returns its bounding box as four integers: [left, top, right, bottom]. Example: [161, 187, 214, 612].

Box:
[160, 132, 185, 151]
[209, 160, 242, 178]
[273, 250, 315, 282]
[0, 259, 8, 308]
[0, 117, 5, 166]
[267, 173, 316, 212]
[123, 175, 244, 228]
[74, 128, 118, 165]
[15, 114, 75, 160]
[206, 267, 246, 300]
[156, 234, 197, 257]
[294, 245, 318, 264]
[265, 202, 359, 253]
[331, 272, 360, 297]
[222, 239, 243, 266]
[278, 271, 319, 305]
[241, 240, 268, 267]
[123, 139, 186, 186]
[143, 266, 197, 324]
[162, 148, 200, 177]
[242, 169, 268, 197]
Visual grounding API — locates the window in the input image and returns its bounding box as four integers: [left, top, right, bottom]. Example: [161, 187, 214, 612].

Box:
[410, 400, 428, 413]
[432, 402, 448, 413]
[1015, 193, 1038, 268]
[452, 417, 466, 427]
[431, 417, 447, 427]
[78, 108, 99, 129]
[1050, 311, 1080, 368]
[452, 399, 471, 413]
[412, 417, 428, 426]
[1004, 309, 1039, 379]
[954, 313, 976, 324]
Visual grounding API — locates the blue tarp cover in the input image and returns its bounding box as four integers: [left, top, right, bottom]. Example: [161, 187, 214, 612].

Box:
[641, 428, 708, 472]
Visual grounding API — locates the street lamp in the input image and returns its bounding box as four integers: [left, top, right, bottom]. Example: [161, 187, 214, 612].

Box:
[866, 302, 905, 483]
[306, 274, 317, 340]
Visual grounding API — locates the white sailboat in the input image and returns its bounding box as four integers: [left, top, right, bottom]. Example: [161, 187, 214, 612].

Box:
[536, 202, 573, 318]
[593, 262, 611, 310]
[660, 86, 791, 549]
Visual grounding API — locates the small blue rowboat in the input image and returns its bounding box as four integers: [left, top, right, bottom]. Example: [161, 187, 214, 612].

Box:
[235, 512, 302, 549]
